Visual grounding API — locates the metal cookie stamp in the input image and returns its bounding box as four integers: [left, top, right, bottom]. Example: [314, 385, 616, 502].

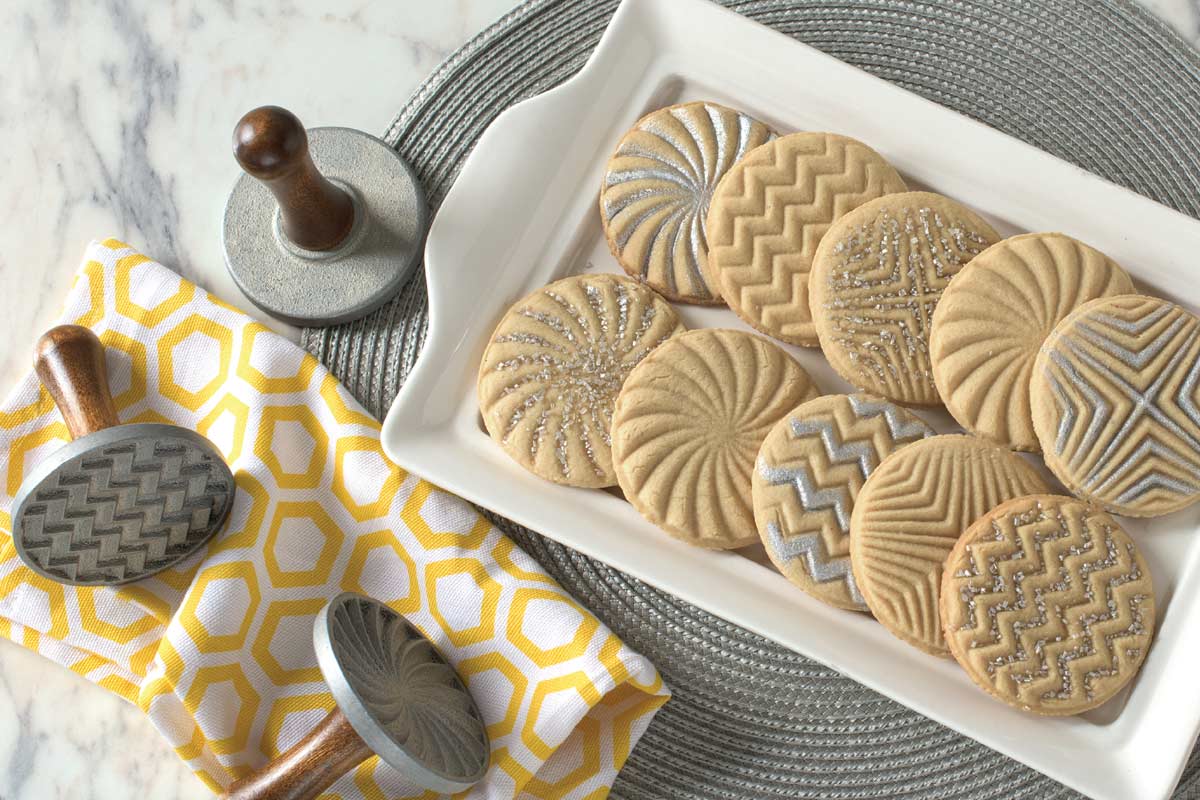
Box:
[12, 326, 236, 585]
[222, 105, 428, 326]
[222, 593, 489, 800]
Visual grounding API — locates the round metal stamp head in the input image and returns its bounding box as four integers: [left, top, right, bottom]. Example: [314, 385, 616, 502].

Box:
[314, 593, 490, 793]
[12, 424, 235, 586]
[223, 126, 427, 327]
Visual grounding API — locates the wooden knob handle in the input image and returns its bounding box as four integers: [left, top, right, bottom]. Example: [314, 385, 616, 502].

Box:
[222, 708, 372, 800]
[233, 106, 355, 252]
[34, 325, 120, 439]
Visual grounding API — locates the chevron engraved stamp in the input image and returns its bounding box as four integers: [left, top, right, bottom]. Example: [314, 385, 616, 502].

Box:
[1031, 294, 1200, 517]
[752, 394, 933, 611]
[707, 132, 907, 346]
[941, 495, 1155, 716]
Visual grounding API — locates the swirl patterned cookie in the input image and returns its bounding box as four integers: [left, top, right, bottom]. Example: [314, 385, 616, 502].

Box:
[752, 394, 934, 611]
[613, 329, 820, 549]
[809, 192, 1000, 405]
[931, 232, 1132, 451]
[478, 273, 684, 488]
[941, 495, 1155, 716]
[1031, 294, 1200, 517]
[849, 435, 1048, 656]
[599, 101, 774, 304]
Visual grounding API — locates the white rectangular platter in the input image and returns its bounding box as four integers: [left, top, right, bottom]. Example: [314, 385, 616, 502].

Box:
[380, 0, 1200, 797]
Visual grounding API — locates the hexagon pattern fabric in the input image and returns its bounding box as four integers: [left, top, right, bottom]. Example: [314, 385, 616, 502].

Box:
[0, 240, 668, 798]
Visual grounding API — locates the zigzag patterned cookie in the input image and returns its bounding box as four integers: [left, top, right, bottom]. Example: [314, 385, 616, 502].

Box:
[752, 394, 933, 611]
[810, 192, 1000, 405]
[1031, 294, 1200, 517]
[849, 435, 1048, 656]
[931, 232, 1132, 451]
[599, 102, 773, 304]
[941, 495, 1155, 716]
[707, 133, 907, 346]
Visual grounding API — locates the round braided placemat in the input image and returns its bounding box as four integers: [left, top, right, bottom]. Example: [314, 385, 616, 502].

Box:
[301, 2, 1200, 797]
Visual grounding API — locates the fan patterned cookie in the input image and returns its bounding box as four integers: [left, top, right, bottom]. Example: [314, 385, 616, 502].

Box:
[931, 233, 1133, 451]
[707, 132, 907, 346]
[941, 495, 1155, 716]
[809, 192, 1000, 405]
[849, 435, 1048, 656]
[613, 329, 820, 549]
[752, 394, 934, 611]
[599, 101, 773, 304]
[1031, 294, 1200, 517]
[478, 273, 684, 488]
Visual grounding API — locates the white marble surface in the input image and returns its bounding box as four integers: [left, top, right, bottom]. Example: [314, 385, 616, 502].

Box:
[0, 1, 1196, 798]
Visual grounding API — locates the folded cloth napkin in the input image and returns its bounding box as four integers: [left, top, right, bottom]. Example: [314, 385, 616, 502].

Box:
[0, 240, 668, 798]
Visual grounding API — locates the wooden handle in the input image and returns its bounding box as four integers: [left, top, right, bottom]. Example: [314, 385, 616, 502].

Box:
[222, 708, 372, 800]
[34, 325, 120, 439]
[233, 105, 355, 252]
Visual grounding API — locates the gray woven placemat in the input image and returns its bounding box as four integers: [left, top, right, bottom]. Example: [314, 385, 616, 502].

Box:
[301, 2, 1200, 797]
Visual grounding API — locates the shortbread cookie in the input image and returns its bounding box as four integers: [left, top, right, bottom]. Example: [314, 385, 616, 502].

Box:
[478, 273, 684, 488]
[810, 192, 1000, 405]
[941, 495, 1155, 716]
[613, 329, 820, 549]
[931, 233, 1133, 451]
[707, 133, 907, 346]
[849, 435, 1048, 655]
[1031, 294, 1200, 517]
[752, 394, 934, 611]
[599, 102, 773, 304]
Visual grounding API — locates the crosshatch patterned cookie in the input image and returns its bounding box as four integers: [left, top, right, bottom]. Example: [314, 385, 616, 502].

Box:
[612, 328, 820, 549]
[941, 495, 1155, 716]
[478, 273, 684, 488]
[849, 435, 1049, 656]
[599, 101, 774, 304]
[706, 132, 907, 346]
[931, 232, 1133, 451]
[809, 191, 1001, 405]
[1031, 294, 1200, 517]
[751, 394, 934, 611]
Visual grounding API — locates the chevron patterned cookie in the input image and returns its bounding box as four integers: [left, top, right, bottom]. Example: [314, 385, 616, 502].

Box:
[613, 329, 820, 549]
[707, 133, 907, 346]
[931, 233, 1133, 451]
[1031, 294, 1200, 517]
[810, 192, 1000, 405]
[478, 273, 684, 488]
[752, 394, 934, 611]
[941, 495, 1155, 715]
[849, 435, 1048, 655]
[599, 101, 773, 304]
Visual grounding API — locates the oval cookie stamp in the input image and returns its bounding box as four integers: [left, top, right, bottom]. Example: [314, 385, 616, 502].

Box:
[1031, 294, 1200, 517]
[478, 273, 684, 488]
[599, 101, 773, 304]
[941, 495, 1155, 716]
[809, 191, 1000, 405]
[613, 328, 820, 549]
[706, 132, 907, 346]
[752, 393, 933, 611]
[849, 435, 1048, 656]
[931, 232, 1133, 451]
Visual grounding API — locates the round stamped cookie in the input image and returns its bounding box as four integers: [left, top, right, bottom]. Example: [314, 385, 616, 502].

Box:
[478, 273, 684, 488]
[613, 329, 820, 549]
[931, 233, 1133, 451]
[599, 101, 773, 304]
[707, 132, 907, 346]
[941, 495, 1155, 716]
[849, 435, 1048, 656]
[809, 192, 1000, 405]
[1031, 294, 1200, 517]
[752, 394, 934, 611]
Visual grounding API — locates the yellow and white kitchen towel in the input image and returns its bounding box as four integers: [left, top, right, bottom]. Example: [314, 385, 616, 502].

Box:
[0, 239, 668, 799]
